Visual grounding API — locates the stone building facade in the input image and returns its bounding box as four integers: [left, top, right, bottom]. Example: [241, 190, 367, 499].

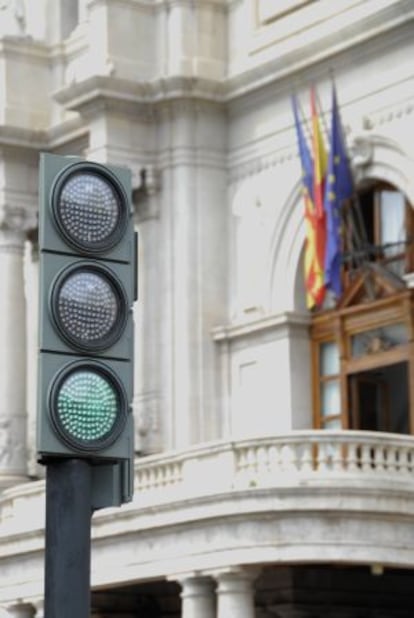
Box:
[1, 0, 414, 616]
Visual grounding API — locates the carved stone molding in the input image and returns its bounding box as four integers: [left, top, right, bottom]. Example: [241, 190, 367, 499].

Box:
[133, 391, 161, 453]
[368, 98, 414, 129]
[229, 149, 296, 184]
[0, 206, 37, 253]
[212, 311, 310, 344]
[350, 133, 374, 169]
[54, 75, 225, 121]
[0, 417, 26, 470]
[133, 167, 161, 223]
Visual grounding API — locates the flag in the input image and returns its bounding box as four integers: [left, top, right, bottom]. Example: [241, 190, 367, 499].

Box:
[291, 94, 325, 309]
[310, 87, 328, 307]
[311, 87, 328, 220]
[324, 86, 353, 297]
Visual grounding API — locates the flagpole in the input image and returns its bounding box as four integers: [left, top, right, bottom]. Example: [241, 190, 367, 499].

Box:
[314, 87, 329, 145]
[296, 94, 313, 149]
[326, 82, 375, 298]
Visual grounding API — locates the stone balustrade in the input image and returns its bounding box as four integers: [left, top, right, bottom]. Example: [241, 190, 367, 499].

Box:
[133, 430, 414, 505]
[1, 430, 414, 604]
[2, 430, 414, 529]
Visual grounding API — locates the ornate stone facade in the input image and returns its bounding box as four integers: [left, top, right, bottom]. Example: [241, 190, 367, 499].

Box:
[0, 0, 414, 615]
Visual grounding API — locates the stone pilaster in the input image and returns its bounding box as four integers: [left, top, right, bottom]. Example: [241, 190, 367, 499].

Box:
[215, 568, 259, 618]
[0, 218, 30, 487]
[178, 575, 216, 618]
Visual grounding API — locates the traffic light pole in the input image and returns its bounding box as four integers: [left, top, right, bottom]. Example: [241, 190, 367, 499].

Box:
[44, 459, 93, 618]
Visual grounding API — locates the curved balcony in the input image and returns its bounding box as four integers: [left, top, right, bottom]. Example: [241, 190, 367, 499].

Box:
[1, 430, 414, 601]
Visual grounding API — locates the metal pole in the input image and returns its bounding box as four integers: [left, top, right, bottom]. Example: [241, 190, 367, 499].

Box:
[44, 458, 93, 618]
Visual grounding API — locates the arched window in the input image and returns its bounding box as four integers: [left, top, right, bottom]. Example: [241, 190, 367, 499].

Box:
[311, 182, 414, 435]
[342, 182, 414, 284]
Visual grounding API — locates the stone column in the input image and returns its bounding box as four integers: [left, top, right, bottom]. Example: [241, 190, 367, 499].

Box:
[215, 568, 259, 618]
[5, 604, 35, 618]
[179, 575, 216, 618]
[0, 221, 29, 487]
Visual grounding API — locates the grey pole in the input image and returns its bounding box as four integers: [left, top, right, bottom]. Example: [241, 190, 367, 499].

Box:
[44, 458, 93, 618]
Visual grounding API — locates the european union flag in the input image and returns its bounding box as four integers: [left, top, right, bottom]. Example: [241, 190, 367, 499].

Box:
[324, 87, 353, 297]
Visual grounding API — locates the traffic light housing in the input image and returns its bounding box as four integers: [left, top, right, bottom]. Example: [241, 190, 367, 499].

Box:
[37, 153, 136, 506]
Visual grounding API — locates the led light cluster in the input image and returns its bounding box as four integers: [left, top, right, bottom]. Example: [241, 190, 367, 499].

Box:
[55, 269, 119, 347]
[55, 369, 119, 444]
[56, 172, 120, 250]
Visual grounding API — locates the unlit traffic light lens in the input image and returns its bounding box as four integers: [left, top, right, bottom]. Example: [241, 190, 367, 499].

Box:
[51, 363, 127, 450]
[53, 168, 128, 253]
[51, 263, 127, 351]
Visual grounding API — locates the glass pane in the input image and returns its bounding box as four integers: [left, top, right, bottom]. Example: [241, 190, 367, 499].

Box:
[320, 380, 340, 417]
[380, 191, 405, 257]
[320, 342, 340, 376]
[351, 323, 407, 357]
[323, 417, 342, 430]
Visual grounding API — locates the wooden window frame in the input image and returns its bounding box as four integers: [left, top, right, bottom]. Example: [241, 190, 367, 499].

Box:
[311, 292, 414, 434]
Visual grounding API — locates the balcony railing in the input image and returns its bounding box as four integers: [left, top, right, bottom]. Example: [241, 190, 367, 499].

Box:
[1, 430, 414, 530]
[133, 430, 414, 506]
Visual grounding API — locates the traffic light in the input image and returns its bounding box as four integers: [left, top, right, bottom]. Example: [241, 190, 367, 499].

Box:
[37, 153, 136, 506]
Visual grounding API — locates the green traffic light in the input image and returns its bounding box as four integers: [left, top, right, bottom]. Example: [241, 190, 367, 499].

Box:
[53, 367, 124, 448]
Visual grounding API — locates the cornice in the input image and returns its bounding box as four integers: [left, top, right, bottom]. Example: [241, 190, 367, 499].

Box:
[53, 75, 226, 118]
[50, 5, 414, 124]
[0, 117, 87, 153]
[88, 0, 228, 8]
[225, 1, 414, 103]
[0, 126, 48, 151]
[212, 311, 310, 343]
[0, 36, 48, 63]
[47, 117, 88, 150]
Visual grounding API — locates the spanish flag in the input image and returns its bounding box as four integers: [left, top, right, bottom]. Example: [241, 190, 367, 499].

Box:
[292, 94, 326, 309]
[310, 87, 327, 307]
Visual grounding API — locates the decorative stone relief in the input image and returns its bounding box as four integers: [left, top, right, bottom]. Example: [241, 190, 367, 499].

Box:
[133, 391, 161, 454]
[350, 133, 373, 169]
[133, 167, 161, 223]
[0, 418, 25, 468]
[0, 206, 37, 245]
